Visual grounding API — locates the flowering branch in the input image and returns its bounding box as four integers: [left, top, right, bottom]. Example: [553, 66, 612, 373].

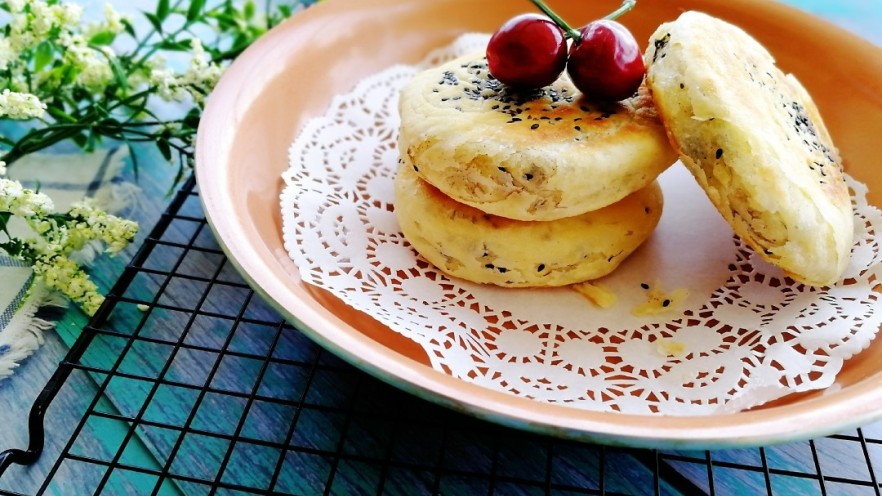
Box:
[0, 0, 314, 315]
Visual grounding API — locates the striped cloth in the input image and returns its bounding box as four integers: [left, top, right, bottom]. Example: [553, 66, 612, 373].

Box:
[0, 147, 131, 379]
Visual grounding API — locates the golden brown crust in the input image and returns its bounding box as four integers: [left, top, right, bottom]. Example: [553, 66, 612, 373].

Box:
[644, 11, 853, 286]
[394, 162, 663, 287]
[398, 53, 677, 221]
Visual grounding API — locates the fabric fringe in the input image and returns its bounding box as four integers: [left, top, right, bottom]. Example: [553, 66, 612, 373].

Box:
[0, 283, 67, 380]
[0, 180, 141, 381]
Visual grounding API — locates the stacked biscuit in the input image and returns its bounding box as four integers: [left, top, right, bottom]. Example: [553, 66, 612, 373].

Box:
[396, 54, 678, 287]
[396, 11, 855, 289]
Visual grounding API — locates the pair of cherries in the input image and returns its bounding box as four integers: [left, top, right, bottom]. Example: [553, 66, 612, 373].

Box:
[486, 0, 644, 102]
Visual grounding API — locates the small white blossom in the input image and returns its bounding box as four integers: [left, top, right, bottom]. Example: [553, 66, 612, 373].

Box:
[5, 0, 26, 14]
[31, 251, 104, 316]
[151, 39, 223, 105]
[102, 3, 124, 35]
[68, 199, 138, 254]
[0, 38, 14, 72]
[0, 161, 6, 177]
[64, 39, 114, 92]
[0, 178, 55, 216]
[7, 18, 38, 53]
[150, 66, 188, 102]
[0, 89, 47, 119]
[52, 3, 83, 30]
[29, 1, 54, 37]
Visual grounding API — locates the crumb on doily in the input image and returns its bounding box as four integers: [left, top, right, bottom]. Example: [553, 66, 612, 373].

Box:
[632, 281, 688, 316]
[656, 339, 687, 357]
[571, 281, 617, 309]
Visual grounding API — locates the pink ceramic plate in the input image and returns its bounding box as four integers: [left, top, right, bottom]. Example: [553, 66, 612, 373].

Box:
[195, 0, 882, 448]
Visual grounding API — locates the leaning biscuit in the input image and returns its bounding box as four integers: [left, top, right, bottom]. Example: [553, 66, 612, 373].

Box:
[644, 11, 853, 286]
[394, 162, 663, 287]
[398, 53, 677, 221]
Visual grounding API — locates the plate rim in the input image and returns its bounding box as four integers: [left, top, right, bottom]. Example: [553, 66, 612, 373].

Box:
[195, 0, 882, 449]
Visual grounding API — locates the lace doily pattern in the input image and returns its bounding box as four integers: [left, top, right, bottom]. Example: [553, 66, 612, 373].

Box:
[281, 35, 882, 415]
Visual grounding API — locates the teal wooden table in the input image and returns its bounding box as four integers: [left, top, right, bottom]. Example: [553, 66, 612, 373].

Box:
[0, 1, 881, 495]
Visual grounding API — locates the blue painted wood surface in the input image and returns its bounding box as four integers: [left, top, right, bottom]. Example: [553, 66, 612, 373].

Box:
[1, 0, 881, 494]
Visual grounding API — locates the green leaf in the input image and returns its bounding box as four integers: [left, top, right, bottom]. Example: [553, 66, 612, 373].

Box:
[156, 139, 172, 161]
[125, 140, 140, 182]
[46, 106, 77, 123]
[156, 0, 170, 20]
[144, 12, 164, 34]
[243, 0, 256, 20]
[122, 18, 136, 37]
[34, 41, 54, 72]
[107, 54, 129, 90]
[157, 39, 191, 51]
[186, 0, 205, 22]
[89, 31, 116, 46]
[0, 212, 12, 234]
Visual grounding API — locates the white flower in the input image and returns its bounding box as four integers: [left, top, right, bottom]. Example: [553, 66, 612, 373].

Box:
[31, 251, 104, 316]
[102, 3, 124, 35]
[0, 89, 47, 119]
[0, 178, 55, 217]
[64, 40, 113, 92]
[29, 1, 54, 37]
[181, 38, 223, 104]
[0, 161, 6, 177]
[150, 39, 224, 105]
[7, 15, 38, 53]
[150, 66, 188, 102]
[0, 38, 14, 72]
[52, 3, 83, 30]
[68, 199, 138, 254]
[6, 0, 26, 14]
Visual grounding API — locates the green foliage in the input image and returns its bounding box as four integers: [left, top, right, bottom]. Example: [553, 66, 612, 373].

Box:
[0, 0, 317, 185]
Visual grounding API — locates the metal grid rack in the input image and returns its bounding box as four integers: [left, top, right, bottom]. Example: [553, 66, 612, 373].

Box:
[1, 177, 882, 495]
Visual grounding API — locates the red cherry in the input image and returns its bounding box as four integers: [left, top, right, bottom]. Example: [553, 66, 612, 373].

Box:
[487, 13, 568, 89]
[567, 20, 645, 101]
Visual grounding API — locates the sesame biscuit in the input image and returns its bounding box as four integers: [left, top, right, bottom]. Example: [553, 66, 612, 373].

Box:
[394, 162, 663, 288]
[398, 53, 677, 221]
[644, 11, 853, 286]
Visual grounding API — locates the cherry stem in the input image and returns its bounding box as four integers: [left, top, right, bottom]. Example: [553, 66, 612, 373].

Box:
[603, 0, 637, 21]
[528, 0, 581, 40]
[528, 0, 638, 41]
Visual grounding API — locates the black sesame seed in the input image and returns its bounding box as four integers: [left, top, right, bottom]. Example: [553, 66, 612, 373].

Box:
[640, 283, 650, 290]
[716, 148, 724, 159]
[574, 126, 582, 131]
[485, 263, 495, 269]
[662, 299, 671, 307]
[531, 123, 540, 130]
[524, 173, 534, 180]
[537, 264, 545, 272]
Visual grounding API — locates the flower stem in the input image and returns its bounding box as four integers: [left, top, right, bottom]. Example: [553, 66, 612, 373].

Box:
[529, 0, 581, 41]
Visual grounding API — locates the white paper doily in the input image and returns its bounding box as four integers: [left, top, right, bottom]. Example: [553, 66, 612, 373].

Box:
[281, 34, 882, 416]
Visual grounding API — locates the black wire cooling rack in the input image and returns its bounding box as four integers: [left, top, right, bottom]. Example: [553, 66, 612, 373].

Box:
[1, 176, 881, 495]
